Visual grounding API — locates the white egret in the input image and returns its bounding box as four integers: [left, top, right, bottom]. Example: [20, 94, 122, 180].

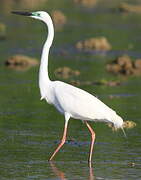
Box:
[12, 11, 125, 164]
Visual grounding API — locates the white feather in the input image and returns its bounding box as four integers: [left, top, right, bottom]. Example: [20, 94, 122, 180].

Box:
[13, 10, 125, 164]
[32, 11, 124, 129]
[42, 80, 123, 128]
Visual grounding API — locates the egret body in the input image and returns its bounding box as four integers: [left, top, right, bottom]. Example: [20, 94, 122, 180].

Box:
[12, 11, 124, 164]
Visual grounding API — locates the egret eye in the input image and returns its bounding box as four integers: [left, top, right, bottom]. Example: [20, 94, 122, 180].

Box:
[36, 13, 41, 17]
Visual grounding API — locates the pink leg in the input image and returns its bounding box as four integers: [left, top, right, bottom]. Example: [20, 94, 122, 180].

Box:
[49, 120, 69, 161]
[85, 121, 95, 165]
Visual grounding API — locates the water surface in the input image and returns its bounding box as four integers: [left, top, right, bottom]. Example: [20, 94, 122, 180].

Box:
[0, 0, 141, 179]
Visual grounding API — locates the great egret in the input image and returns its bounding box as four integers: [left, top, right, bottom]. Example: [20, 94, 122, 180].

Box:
[12, 11, 125, 164]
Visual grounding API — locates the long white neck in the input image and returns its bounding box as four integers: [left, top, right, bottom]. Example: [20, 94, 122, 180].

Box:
[39, 14, 54, 99]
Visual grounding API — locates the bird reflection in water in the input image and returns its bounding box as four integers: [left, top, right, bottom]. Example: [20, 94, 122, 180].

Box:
[49, 162, 95, 180]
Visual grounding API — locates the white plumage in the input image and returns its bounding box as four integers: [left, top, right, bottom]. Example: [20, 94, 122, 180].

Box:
[46, 81, 123, 128]
[12, 11, 124, 165]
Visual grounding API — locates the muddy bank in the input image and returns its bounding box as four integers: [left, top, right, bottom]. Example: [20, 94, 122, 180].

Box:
[70, 79, 121, 87]
[119, 3, 141, 13]
[106, 55, 141, 76]
[5, 54, 39, 71]
[108, 120, 136, 131]
[54, 66, 80, 79]
[76, 37, 111, 51]
[51, 10, 67, 30]
[54, 66, 120, 86]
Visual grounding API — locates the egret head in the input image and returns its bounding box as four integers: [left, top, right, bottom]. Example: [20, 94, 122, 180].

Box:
[12, 10, 54, 45]
[12, 11, 51, 22]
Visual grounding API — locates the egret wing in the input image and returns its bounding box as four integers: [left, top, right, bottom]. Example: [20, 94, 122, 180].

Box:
[53, 81, 116, 121]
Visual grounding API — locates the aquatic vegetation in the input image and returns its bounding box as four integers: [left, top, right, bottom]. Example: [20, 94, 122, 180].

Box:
[0, 23, 6, 40]
[54, 66, 80, 79]
[54, 68, 120, 87]
[98, 79, 121, 86]
[119, 3, 141, 13]
[76, 37, 111, 51]
[5, 54, 39, 71]
[106, 55, 141, 76]
[70, 79, 121, 87]
[51, 10, 67, 30]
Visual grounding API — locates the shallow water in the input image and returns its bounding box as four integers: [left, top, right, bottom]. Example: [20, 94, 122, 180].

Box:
[0, 0, 141, 179]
